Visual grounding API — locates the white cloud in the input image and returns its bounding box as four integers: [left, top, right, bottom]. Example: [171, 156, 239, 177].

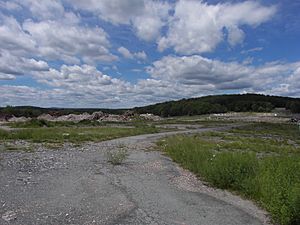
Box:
[132, 0, 170, 41]
[0, 3, 116, 64]
[158, 0, 276, 54]
[148, 55, 252, 88]
[118, 47, 133, 59]
[241, 47, 264, 54]
[70, 0, 171, 41]
[69, 0, 144, 25]
[34, 64, 131, 95]
[147, 55, 300, 95]
[23, 19, 117, 64]
[17, 0, 65, 20]
[0, 50, 49, 79]
[0, 1, 22, 11]
[0, 14, 36, 56]
[0, 74, 15, 80]
[118, 47, 147, 61]
[134, 51, 147, 60]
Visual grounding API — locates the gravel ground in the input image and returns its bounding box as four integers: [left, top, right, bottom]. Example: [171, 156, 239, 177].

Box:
[0, 128, 271, 225]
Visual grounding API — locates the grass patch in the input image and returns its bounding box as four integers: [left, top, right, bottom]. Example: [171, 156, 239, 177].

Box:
[0, 125, 159, 144]
[159, 123, 300, 225]
[8, 119, 112, 128]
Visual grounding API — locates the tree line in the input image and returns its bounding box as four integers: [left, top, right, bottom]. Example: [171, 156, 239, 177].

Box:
[134, 94, 300, 117]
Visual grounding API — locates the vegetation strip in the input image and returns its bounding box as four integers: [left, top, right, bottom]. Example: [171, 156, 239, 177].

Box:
[0, 125, 159, 144]
[158, 123, 300, 225]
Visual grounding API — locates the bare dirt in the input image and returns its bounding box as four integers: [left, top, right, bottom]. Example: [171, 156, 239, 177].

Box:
[0, 127, 271, 225]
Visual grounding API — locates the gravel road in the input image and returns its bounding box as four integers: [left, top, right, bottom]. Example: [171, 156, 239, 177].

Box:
[0, 127, 271, 225]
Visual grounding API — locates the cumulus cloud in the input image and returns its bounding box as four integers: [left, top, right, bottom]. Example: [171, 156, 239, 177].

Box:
[70, 0, 171, 41]
[17, 0, 65, 20]
[0, 50, 49, 80]
[118, 47, 147, 60]
[0, 14, 36, 56]
[70, 0, 143, 25]
[131, 0, 170, 41]
[33, 64, 131, 95]
[22, 19, 117, 64]
[147, 55, 300, 95]
[118, 47, 133, 59]
[0, 4, 116, 64]
[158, 0, 276, 54]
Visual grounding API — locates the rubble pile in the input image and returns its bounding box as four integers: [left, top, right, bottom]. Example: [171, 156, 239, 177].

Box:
[16, 111, 135, 122]
[0, 110, 163, 123]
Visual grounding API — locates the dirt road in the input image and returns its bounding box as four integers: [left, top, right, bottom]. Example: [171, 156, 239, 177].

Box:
[0, 127, 270, 225]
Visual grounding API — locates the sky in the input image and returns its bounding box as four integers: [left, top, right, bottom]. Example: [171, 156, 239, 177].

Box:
[0, 0, 300, 108]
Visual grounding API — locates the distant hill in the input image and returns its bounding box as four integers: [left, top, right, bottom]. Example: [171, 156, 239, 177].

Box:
[1, 94, 300, 118]
[134, 94, 300, 117]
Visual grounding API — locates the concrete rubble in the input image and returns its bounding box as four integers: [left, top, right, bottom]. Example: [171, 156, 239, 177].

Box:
[36, 111, 133, 122]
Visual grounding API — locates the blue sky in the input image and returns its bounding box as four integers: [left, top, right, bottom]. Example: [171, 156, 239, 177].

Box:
[0, 0, 299, 108]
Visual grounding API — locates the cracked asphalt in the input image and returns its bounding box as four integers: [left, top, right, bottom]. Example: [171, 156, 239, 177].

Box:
[0, 127, 271, 225]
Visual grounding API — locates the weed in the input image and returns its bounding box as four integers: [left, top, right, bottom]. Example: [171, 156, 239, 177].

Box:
[106, 147, 128, 165]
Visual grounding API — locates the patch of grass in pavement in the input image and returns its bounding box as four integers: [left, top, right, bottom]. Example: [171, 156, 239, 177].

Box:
[106, 145, 128, 165]
[158, 122, 300, 225]
[0, 125, 159, 144]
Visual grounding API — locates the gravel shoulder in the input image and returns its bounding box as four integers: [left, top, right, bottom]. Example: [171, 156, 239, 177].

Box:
[0, 127, 271, 225]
